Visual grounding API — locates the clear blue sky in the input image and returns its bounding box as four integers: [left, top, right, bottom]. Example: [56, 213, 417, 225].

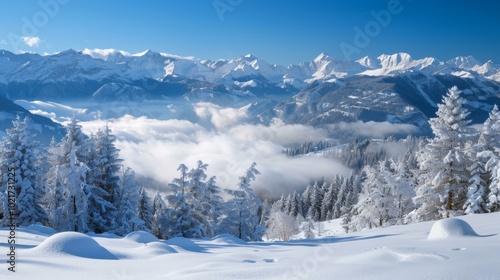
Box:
[0, 0, 498, 65]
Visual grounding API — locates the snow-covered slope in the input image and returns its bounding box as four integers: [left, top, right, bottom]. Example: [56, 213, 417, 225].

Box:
[1, 213, 499, 279]
[0, 95, 64, 144]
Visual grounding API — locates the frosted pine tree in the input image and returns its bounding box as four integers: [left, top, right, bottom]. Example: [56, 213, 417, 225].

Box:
[0, 116, 47, 226]
[320, 182, 337, 221]
[222, 162, 263, 241]
[414, 86, 472, 220]
[91, 125, 123, 233]
[186, 161, 211, 236]
[307, 181, 323, 221]
[301, 185, 313, 217]
[302, 218, 316, 238]
[59, 144, 89, 232]
[151, 191, 167, 238]
[115, 167, 141, 235]
[204, 176, 225, 236]
[165, 164, 204, 238]
[137, 187, 154, 231]
[483, 151, 500, 212]
[350, 163, 391, 230]
[479, 105, 500, 152]
[470, 105, 500, 213]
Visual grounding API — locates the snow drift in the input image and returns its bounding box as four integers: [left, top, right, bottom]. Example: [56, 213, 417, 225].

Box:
[427, 218, 479, 240]
[28, 232, 117, 259]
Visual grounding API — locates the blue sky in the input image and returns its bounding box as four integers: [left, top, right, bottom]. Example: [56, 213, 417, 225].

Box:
[0, 0, 498, 65]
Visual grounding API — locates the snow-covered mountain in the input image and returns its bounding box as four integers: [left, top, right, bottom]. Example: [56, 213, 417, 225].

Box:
[0, 95, 64, 144]
[1, 49, 499, 130]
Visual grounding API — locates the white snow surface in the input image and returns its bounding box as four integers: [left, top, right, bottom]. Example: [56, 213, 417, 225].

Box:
[1, 213, 499, 279]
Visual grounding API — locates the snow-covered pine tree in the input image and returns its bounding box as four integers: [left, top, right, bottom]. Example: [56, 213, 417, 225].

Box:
[151, 191, 167, 239]
[388, 159, 416, 223]
[204, 175, 225, 236]
[307, 181, 323, 221]
[115, 167, 141, 235]
[483, 150, 500, 212]
[479, 105, 500, 153]
[320, 182, 337, 221]
[185, 160, 211, 237]
[164, 164, 204, 238]
[413, 86, 473, 220]
[222, 162, 263, 241]
[59, 143, 89, 232]
[289, 191, 300, 217]
[0, 116, 48, 227]
[302, 218, 315, 239]
[350, 162, 392, 230]
[95, 125, 123, 201]
[469, 105, 500, 213]
[463, 137, 487, 214]
[301, 184, 313, 218]
[92, 125, 123, 233]
[136, 187, 154, 231]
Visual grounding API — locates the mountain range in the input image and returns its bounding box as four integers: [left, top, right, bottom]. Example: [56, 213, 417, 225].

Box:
[1, 49, 499, 137]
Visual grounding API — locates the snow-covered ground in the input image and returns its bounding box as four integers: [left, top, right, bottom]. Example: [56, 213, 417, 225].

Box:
[1, 213, 499, 279]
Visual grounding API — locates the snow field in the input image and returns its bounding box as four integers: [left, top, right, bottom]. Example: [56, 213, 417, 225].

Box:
[1, 213, 499, 279]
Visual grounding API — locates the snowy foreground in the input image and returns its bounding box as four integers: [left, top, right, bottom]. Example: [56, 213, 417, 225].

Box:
[1, 213, 500, 280]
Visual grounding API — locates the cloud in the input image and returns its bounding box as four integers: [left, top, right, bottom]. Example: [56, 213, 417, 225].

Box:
[22, 36, 41, 47]
[0, 40, 7, 45]
[228, 124, 329, 147]
[80, 115, 350, 198]
[327, 121, 421, 139]
[194, 102, 248, 130]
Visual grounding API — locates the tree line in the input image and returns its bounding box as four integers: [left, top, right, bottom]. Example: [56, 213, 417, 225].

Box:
[266, 86, 500, 237]
[0, 117, 264, 241]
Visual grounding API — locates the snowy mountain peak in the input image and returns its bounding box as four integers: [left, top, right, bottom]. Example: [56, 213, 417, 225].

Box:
[377, 52, 413, 69]
[313, 52, 332, 63]
[447, 56, 482, 70]
[356, 56, 379, 69]
[81, 48, 131, 61]
[243, 54, 257, 60]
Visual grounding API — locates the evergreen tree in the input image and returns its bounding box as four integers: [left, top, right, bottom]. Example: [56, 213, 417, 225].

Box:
[136, 187, 154, 231]
[204, 175, 225, 236]
[0, 116, 47, 226]
[115, 167, 141, 235]
[413, 86, 472, 220]
[151, 191, 167, 239]
[59, 143, 89, 232]
[307, 181, 323, 221]
[464, 149, 488, 214]
[165, 164, 204, 238]
[90, 125, 123, 233]
[221, 162, 263, 241]
[483, 151, 500, 212]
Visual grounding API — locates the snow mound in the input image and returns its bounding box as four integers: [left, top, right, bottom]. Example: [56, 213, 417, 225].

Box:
[211, 234, 246, 245]
[141, 242, 178, 256]
[124, 231, 158, 243]
[165, 237, 203, 252]
[31, 232, 117, 259]
[428, 218, 478, 240]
